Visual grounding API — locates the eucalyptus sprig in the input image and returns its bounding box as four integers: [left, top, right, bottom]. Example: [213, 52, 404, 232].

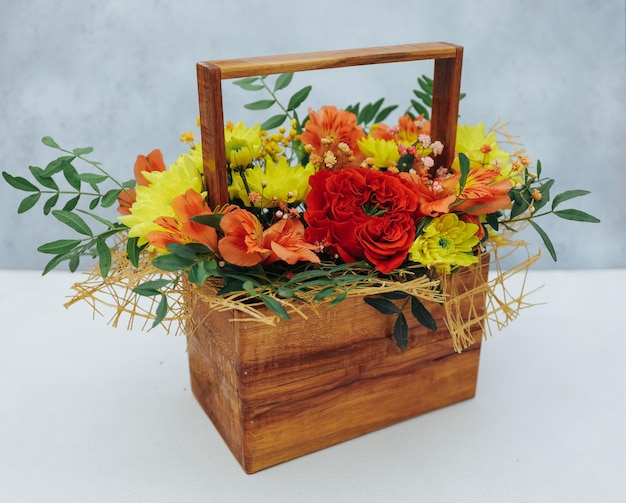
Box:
[2, 137, 135, 275]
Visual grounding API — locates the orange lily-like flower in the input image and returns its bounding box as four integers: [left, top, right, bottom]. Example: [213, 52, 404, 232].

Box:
[370, 114, 430, 144]
[262, 218, 320, 265]
[299, 106, 365, 169]
[146, 188, 219, 252]
[400, 171, 460, 217]
[454, 168, 513, 215]
[218, 208, 270, 267]
[118, 149, 167, 215]
[219, 208, 320, 267]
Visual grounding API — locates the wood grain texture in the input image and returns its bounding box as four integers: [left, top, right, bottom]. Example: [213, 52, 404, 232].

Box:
[196, 42, 463, 208]
[186, 258, 487, 473]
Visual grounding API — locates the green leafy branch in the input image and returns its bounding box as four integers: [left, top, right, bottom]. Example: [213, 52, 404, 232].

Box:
[364, 291, 437, 351]
[404, 75, 466, 120]
[345, 98, 398, 129]
[488, 161, 600, 261]
[233, 73, 312, 131]
[2, 137, 135, 275]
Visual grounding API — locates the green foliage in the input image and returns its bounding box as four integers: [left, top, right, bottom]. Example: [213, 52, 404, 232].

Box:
[345, 98, 399, 128]
[485, 161, 600, 261]
[364, 290, 437, 351]
[233, 73, 311, 131]
[2, 137, 135, 276]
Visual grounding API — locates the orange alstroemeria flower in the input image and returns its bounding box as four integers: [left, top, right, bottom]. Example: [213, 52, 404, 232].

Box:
[371, 114, 430, 144]
[262, 218, 320, 266]
[454, 168, 513, 215]
[400, 171, 460, 217]
[218, 208, 269, 267]
[146, 189, 219, 252]
[118, 149, 167, 215]
[299, 106, 365, 168]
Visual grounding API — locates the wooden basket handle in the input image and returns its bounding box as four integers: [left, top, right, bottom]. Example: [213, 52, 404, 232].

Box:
[197, 42, 463, 208]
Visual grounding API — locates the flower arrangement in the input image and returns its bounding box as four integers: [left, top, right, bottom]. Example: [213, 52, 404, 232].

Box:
[2, 71, 599, 350]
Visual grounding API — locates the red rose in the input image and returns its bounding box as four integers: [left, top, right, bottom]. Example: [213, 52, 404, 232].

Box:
[304, 168, 421, 273]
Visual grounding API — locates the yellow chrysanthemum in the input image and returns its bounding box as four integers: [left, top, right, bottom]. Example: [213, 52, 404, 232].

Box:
[408, 213, 479, 273]
[229, 156, 315, 207]
[224, 122, 262, 168]
[454, 123, 513, 176]
[357, 137, 400, 169]
[118, 156, 204, 246]
[173, 146, 203, 174]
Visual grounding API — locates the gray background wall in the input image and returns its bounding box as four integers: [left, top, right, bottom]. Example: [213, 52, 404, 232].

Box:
[1, 0, 624, 270]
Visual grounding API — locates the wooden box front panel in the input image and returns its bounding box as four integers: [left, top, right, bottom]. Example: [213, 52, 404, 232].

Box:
[187, 261, 487, 473]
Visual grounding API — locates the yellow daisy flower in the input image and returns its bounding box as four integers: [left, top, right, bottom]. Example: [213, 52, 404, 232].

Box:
[408, 213, 479, 273]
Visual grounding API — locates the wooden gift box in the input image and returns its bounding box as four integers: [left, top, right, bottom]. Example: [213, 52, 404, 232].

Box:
[188, 43, 481, 473]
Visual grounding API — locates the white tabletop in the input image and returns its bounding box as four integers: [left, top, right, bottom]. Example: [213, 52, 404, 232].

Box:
[1, 268, 624, 502]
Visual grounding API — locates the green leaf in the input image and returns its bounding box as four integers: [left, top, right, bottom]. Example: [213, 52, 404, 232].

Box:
[29, 166, 59, 190]
[358, 98, 384, 125]
[89, 197, 100, 210]
[52, 210, 93, 236]
[42, 156, 74, 176]
[43, 193, 60, 215]
[533, 179, 554, 212]
[415, 216, 433, 237]
[328, 291, 348, 307]
[133, 279, 171, 296]
[101, 188, 122, 208]
[96, 237, 112, 278]
[410, 99, 430, 120]
[374, 105, 399, 124]
[274, 73, 294, 91]
[458, 153, 470, 193]
[382, 291, 409, 300]
[42, 136, 60, 149]
[77, 209, 117, 228]
[551, 190, 591, 210]
[166, 242, 201, 261]
[413, 89, 432, 107]
[509, 190, 531, 219]
[63, 195, 80, 211]
[63, 162, 81, 191]
[78, 173, 108, 184]
[553, 209, 600, 223]
[244, 99, 276, 110]
[260, 293, 291, 320]
[232, 77, 263, 91]
[18, 192, 42, 213]
[69, 254, 80, 272]
[127, 237, 142, 267]
[42, 253, 69, 275]
[417, 75, 433, 93]
[261, 114, 288, 130]
[188, 260, 216, 286]
[190, 213, 223, 228]
[529, 220, 557, 261]
[363, 297, 400, 315]
[536, 159, 542, 178]
[152, 294, 168, 328]
[411, 296, 437, 331]
[72, 146, 93, 156]
[2, 172, 39, 192]
[394, 314, 409, 351]
[152, 253, 194, 271]
[287, 85, 312, 111]
[485, 212, 500, 231]
[37, 239, 82, 255]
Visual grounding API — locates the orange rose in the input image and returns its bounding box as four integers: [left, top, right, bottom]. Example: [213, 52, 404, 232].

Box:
[304, 168, 421, 273]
